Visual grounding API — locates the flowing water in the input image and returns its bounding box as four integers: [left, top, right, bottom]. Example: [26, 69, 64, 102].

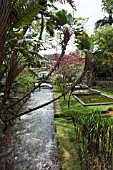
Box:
[0, 88, 59, 170]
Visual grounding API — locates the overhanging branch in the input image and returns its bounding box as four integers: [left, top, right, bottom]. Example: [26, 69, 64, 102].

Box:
[7, 27, 71, 109]
[5, 65, 90, 122]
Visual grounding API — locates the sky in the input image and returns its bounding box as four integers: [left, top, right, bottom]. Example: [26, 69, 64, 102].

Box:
[55, 0, 105, 34]
[40, 0, 105, 54]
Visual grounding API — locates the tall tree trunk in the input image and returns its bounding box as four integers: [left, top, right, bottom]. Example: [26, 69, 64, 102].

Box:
[109, 9, 112, 26]
[0, 0, 13, 68]
[39, 11, 44, 40]
[0, 33, 7, 67]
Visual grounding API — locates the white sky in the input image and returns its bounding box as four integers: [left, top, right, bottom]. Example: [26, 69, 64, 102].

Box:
[41, 0, 105, 54]
[55, 0, 105, 34]
[73, 0, 103, 20]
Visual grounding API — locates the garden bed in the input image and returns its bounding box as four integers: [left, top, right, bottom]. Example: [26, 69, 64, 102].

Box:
[72, 85, 113, 106]
[73, 94, 113, 106]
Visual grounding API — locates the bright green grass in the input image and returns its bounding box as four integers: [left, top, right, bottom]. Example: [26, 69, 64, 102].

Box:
[55, 118, 80, 170]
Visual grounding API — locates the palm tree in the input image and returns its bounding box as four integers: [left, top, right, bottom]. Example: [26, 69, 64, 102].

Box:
[75, 33, 94, 87]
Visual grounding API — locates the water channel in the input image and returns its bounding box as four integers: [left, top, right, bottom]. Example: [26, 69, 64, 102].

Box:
[0, 88, 59, 170]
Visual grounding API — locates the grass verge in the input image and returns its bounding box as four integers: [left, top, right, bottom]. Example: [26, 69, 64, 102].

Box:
[55, 118, 80, 170]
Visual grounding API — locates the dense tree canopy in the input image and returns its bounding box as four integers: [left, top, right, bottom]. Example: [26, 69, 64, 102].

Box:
[102, 0, 113, 14]
[94, 24, 113, 52]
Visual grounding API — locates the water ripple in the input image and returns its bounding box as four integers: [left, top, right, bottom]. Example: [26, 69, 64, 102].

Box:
[0, 89, 59, 170]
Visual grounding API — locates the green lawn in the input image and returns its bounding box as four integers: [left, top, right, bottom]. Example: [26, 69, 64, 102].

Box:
[55, 118, 80, 170]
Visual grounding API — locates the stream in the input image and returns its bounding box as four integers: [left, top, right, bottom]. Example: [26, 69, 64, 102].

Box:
[0, 88, 59, 170]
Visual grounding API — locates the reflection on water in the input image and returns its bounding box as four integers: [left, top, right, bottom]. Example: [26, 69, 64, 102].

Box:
[0, 89, 59, 170]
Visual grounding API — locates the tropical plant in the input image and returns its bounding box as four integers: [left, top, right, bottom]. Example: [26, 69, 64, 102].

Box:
[92, 51, 113, 80]
[71, 111, 113, 169]
[50, 0, 76, 10]
[75, 32, 94, 87]
[101, 0, 113, 14]
[0, 0, 97, 127]
[0, 0, 54, 120]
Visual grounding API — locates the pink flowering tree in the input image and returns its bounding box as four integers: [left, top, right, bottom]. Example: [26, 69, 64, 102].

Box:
[53, 52, 85, 90]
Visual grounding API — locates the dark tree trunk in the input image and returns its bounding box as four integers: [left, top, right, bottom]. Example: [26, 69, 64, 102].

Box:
[109, 9, 113, 26]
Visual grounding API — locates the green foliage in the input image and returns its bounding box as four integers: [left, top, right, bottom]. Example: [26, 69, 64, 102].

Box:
[55, 85, 113, 168]
[71, 111, 113, 169]
[54, 75, 63, 85]
[95, 0, 113, 28]
[94, 24, 113, 52]
[96, 81, 113, 89]
[11, 0, 42, 29]
[75, 33, 94, 51]
[92, 51, 112, 79]
[55, 118, 80, 170]
[14, 68, 37, 92]
[56, 85, 113, 114]
[46, 9, 74, 36]
[102, 0, 113, 13]
[0, 0, 78, 124]
[55, 9, 73, 26]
